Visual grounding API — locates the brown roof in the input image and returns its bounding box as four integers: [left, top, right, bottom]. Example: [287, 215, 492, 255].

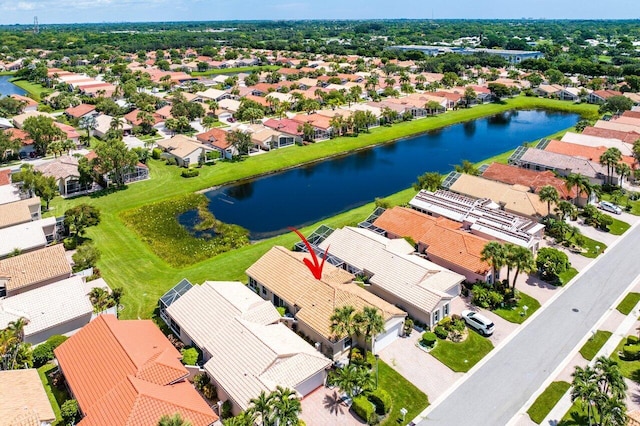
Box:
[55, 315, 218, 426]
[481, 162, 576, 200]
[246, 246, 405, 340]
[0, 197, 41, 229]
[544, 140, 636, 168]
[10, 94, 38, 108]
[0, 369, 56, 424]
[0, 169, 10, 186]
[622, 110, 640, 120]
[64, 103, 96, 119]
[0, 245, 71, 293]
[196, 127, 230, 149]
[291, 113, 333, 130]
[374, 207, 491, 275]
[582, 126, 640, 144]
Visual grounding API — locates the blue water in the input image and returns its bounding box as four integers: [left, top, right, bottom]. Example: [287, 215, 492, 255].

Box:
[0, 75, 27, 96]
[190, 110, 578, 240]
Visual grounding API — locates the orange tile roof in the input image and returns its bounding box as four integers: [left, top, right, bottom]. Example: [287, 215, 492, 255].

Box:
[582, 126, 640, 144]
[64, 104, 96, 119]
[481, 162, 576, 200]
[6, 128, 33, 145]
[373, 207, 491, 275]
[196, 127, 230, 149]
[10, 94, 38, 108]
[0, 169, 10, 186]
[545, 140, 636, 168]
[622, 110, 640, 120]
[291, 113, 332, 130]
[54, 315, 217, 426]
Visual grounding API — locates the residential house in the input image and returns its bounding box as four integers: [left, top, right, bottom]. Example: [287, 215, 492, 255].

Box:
[243, 123, 295, 150]
[64, 104, 97, 120]
[194, 88, 231, 103]
[92, 114, 132, 139]
[0, 217, 57, 259]
[0, 276, 93, 344]
[445, 173, 549, 219]
[534, 84, 564, 98]
[0, 197, 41, 230]
[246, 246, 406, 360]
[559, 87, 589, 101]
[543, 139, 636, 172]
[0, 117, 13, 129]
[409, 190, 544, 252]
[54, 122, 81, 145]
[10, 94, 38, 113]
[582, 126, 640, 144]
[0, 170, 21, 205]
[0, 369, 55, 425]
[561, 132, 635, 156]
[263, 118, 303, 142]
[161, 280, 331, 415]
[291, 114, 333, 140]
[373, 207, 493, 283]
[54, 315, 218, 426]
[12, 111, 54, 129]
[588, 90, 622, 104]
[157, 135, 215, 166]
[36, 155, 89, 196]
[0, 244, 71, 297]
[317, 227, 465, 327]
[195, 128, 237, 159]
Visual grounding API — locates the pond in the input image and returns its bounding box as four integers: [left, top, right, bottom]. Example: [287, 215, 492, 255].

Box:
[0, 75, 27, 96]
[185, 110, 579, 240]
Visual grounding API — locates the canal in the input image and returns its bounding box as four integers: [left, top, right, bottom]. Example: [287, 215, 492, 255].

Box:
[187, 110, 579, 240]
[0, 75, 27, 97]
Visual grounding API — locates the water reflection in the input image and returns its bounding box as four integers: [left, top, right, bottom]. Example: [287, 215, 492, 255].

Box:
[226, 180, 254, 200]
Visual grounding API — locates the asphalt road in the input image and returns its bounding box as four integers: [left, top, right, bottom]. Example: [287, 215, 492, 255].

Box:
[420, 223, 640, 425]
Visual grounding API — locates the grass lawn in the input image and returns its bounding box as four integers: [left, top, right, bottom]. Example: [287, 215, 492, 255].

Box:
[600, 192, 640, 216]
[610, 336, 640, 382]
[607, 216, 631, 236]
[38, 363, 69, 425]
[371, 355, 429, 426]
[493, 292, 541, 324]
[47, 97, 598, 320]
[527, 381, 571, 424]
[559, 400, 591, 426]
[558, 267, 579, 286]
[430, 329, 494, 372]
[191, 65, 280, 76]
[572, 234, 607, 258]
[10, 78, 52, 101]
[579, 330, 613, 360]
[616, 292, 640, 315]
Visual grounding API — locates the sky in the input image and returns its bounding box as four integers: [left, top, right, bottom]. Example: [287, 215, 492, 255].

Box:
[0, 0, 639, 25]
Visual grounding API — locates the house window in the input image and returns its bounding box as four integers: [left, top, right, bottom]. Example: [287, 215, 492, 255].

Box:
[443, 303, 449, 317]
[248, 278, 258, 292]
[261, 286, 267, 296]
[433, 310, 439, 324]
[169, 319, 181, 336]
[343, 337, 352, 350]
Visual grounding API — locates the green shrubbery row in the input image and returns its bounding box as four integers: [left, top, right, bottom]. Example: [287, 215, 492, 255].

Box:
[33, 335, 68, 367]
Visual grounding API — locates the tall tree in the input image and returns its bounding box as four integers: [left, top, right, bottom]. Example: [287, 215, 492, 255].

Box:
[509, 246, 536, 291]
[330, 305, 357, 353]
[227, 130, 252, 157]
[270, 386, 302, 426]
[599, 147, 622, 185]
[538, 185, 559, 217]
[64, 204, 101, 239]
[93, 138, 139, 187]
[413, 172, 443, 192]
[354, 306, 385, 359]
[481, 241, 506, 284]
[248, 391, 273, 426]
[0, 129, 21, 163]
[22, 115, 65, 156]
[565, 173, 590, 206]
[615, 162, 631, 187]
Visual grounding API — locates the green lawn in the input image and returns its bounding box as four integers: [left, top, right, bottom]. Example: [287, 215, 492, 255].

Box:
[599, 192, 640, 216]
[38, 363, 69, 425]
[607, 216, 631, 236]
[371, 355, 429, 426]
[430, 329, 494, 372]
[559, 400, 590, 426]
[191, 65, 280, 76]
[10, 78, 52, 101]
[527, 381, 571, 424]
[579, 330, 613, 361]
[574, 234, 607, 258]
[46, 97, 598, 320]
[610, 336, 640, 382]
[493, 292, 541, 324]
[616, 292, 640, 315]
[558, 267, 579, 286]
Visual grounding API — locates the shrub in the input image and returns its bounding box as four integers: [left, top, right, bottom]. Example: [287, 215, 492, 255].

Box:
[536, 247, 570, 282]
[276, 306, 287, 317]
[193, 373, 210, 391]
[61, 399, 79, 425]
[421, 331, 437, 347]
[181, 347, 200, 365]
[63, 237, 77, 250]
[628, 336, 640, 346]
[368, 388, 392, 415]
[350, 347, 365, 365]
[181, 168, 200, 178]
[202, 383, 217, 400]
[46, 335, 68, 350]
[434, 325, 448, 340]
[438, 317, 452, 328]
[623, 345, 640, 360]
[221, 400, 233, 419]
[151, 148, 163, 159]
[353, 395, 376, 423]
[472, 284, 504, 309]
[403, 318, 414, 336]
[32, 344, 54, 367]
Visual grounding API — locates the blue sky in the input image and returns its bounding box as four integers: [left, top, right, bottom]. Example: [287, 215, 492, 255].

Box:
[0, 0, 639, 25]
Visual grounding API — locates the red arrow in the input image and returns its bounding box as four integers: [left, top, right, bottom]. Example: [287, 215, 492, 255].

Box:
[289, 227, 330, 280]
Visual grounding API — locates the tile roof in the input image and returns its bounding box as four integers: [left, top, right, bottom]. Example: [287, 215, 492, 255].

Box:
[54, 315, 217, 426]
[518, 147, 607, 180]
[5, 127, 33, 145]
[594, 119, 640, 134]
[196, 128, 230, 149]
[35, 155, 79, 180]
[0, 245, 71, 294]
[318, 227, 464, 313]
[0, 169, 10, 186]
[246, 247, 405, 341]
[291, 113, 333, 130]
[166, 281, 331, 411]
[157, 135, 212, 159]
[0, 197, 40, 230]
[0, 369, 55, 424]
[544, 140, 636, 168]
[264, 118, 303, 136]
[481, 162, 576, 199]
[374, 207, 491, 275]
[582, 126, 640, 144]
[64, 104, 96, 119]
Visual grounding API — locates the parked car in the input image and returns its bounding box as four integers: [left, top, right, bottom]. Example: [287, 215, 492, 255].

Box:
[598, 201, 622, 215]
[461, 310, 495, 336]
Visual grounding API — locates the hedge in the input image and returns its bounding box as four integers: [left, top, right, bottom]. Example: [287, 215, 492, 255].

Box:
[421, 332, 437, 347]
[623, 344, 640, 360]
[353, 395, 376, 424]
[181, 168, 200, 178]
[369, 388, 392, 415]
[33, 335, 68, 367]
[434, 325, 448, 340]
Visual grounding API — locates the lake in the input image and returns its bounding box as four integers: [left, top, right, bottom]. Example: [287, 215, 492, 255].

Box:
[0, 75, 27, 96]
[186, 110, 579, 240]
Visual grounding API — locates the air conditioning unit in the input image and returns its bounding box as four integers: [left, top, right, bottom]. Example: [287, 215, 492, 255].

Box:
[314, 342, 321, 351]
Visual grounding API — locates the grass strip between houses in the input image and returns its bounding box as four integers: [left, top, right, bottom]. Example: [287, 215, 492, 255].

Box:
[527, 381, 571, 424]
[493, 292, 541, 324]
[616, 292, 640, 315]
[578, 330, 613, 361]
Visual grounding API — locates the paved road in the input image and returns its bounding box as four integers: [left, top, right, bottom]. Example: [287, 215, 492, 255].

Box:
[420, 223, 640, 425]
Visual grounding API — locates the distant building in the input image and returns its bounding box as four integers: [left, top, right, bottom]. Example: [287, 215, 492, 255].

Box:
[387, 45, 544, 64]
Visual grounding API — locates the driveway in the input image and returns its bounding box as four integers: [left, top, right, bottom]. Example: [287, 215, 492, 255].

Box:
[300, 387, 366, 426]
[378, 331, 462, 402]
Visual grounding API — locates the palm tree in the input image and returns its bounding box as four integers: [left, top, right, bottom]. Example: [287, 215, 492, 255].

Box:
[615, 162, 631, 187]
[6, 318, 28, 343]
[571, 366, 600, 426]
[594, 356, 627, 400]
[354, 306, 385, 359]
[248, 390, 274, 426]
[331, 364, 374, 398]
[555, 200, 577, 221]
[454, 160, 479, 175]
[599, 147, 622, 186]
[565, 173, 590, 206]
[538, 185, 559, 217]
[509, 246, 536, 291]
[330, 305, 357, 353]
[481, 241, 506, 284]
[270, 386, 301, 426]
[157, 413, 192, 426]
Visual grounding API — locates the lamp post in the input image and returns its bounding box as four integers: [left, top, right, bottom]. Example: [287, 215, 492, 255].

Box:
[375, 354, 380, 389]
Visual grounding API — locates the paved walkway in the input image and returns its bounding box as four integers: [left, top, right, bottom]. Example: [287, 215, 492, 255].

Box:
[300, 387, 366, 426]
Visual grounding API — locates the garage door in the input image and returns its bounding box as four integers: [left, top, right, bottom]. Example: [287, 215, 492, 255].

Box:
[295, 370, 326, 397]
[374, 320, 403, 353]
